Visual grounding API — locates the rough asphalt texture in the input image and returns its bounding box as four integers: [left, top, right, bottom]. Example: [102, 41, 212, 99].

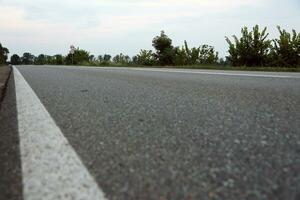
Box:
[13, 66, 300, 200]
[0, 73, 23, 200]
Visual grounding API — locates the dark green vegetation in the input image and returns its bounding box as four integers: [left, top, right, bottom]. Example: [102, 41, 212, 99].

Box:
[0, 43, 9, 66]
[3, 25, 300, 69]
[226, 25, 300, 68]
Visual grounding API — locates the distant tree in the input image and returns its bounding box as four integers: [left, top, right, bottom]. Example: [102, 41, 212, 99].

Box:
[54, 54, 64, 65]
[0, 43, 9, 65]
[35, 54, 46, 65]
[173, 46, 188, 66]
[198, 45, 219, 64]
[96, 54, 111, 65]
[113, 53, 131, 65]
[97, 55, 104, 63]
[21, 52, 35, 65]
[113, 54, 121, 63]
[45, 55, 56, 65]
[173, 41, 218, 65]
[89, 55, 95, 62]
[65, 48, 89, 65]
[270, 26, 300, 67]
[103, 54, 111, 62]
[10, 54, 21, 65]
[226, 25, 271, 66]
[152, 31, 174, 65]
[135, 50, 156, 66]
[183, 41, 199, 65]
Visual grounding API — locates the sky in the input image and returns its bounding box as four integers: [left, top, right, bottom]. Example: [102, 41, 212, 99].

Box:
[0, 0, 300, 58]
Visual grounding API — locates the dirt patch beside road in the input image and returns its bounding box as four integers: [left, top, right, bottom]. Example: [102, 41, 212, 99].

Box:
[0, 65, 12, 110]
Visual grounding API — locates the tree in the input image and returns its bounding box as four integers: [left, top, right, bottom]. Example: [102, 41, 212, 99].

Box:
[226, 25, 271, 66]
[270, 27, 300, 67]
[10, 54, 21, 65]
[172, 41, 218, 65]
[35, 54, 46, 65]
[135, 50, 156, 66]
[184, 41, 199, 65]
[0, 43, 9, 65]
[113, 53, 131, 65]
[65, 48, 89, 65]
[96, 54, 111, 65]
[199, 45, 219, 64]
[173, 46, 188, 66]
[54, 54, 64, 65]
[103, 54, 111, 62]
[89, 55, 95, 62]
[152, 31, 174, 65]
[21, 52, 35, 65]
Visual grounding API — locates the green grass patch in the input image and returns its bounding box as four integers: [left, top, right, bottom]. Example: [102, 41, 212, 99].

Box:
[74, 63, 300, 72]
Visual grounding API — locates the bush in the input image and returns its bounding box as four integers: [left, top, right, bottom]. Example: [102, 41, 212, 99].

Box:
[65, 48, 90, 65]
[0, 43, 9, 65]
[269, 27, 300, 67]
[152, 31, 174, 65]
[226, 25, 272, 67]
[135, 50, 156, 66]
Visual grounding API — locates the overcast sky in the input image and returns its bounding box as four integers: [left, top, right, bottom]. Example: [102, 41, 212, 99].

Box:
[0, 0, 299, 58]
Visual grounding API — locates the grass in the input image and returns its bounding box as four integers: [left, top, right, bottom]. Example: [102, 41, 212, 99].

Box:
[75, 63, 300, 72]
[164, 65, 300, 72]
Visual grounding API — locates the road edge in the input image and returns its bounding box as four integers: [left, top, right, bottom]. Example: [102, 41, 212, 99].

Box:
[0, 65, 12, 110]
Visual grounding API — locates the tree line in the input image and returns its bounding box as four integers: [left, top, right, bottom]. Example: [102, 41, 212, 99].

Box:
[1, 25, 299, 68]
[226, 25, 300, 67]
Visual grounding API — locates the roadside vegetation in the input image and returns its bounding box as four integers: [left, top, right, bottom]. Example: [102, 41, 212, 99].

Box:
[1, 25, 300, 70]
[0, 43, 9, 66]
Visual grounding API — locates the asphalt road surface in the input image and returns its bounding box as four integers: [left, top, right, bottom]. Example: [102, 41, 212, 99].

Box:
[1, 65, 300, 200]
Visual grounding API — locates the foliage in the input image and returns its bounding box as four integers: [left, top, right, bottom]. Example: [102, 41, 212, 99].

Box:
[226, 25, 271, 66]
[21, 52, 35, 65]
[135, 50, 156, 66]
[65, 48, 89, 65]
[172, 46, 188, 65]
[152, 31, 174, 65]
[3, 26, 299, 68]
[151, 32, 219, 66]
[54, 54, 64, 65]
[270, 27, 300, 67]
[97, 54, 111, 65]
[35, 54, 47, 65]
[0, 43, 9, 65]
[113, 53, 131, 65]
[10, 54, 21, 65]
[172, 41, 219, 66]
[184, 41, 201, 65]
[103, 54, 112, 62]
[198, 45, 219, 64]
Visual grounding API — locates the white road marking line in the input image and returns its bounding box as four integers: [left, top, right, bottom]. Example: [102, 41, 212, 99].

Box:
[13, 66, 107, 200]
[127, 68, 294, 78]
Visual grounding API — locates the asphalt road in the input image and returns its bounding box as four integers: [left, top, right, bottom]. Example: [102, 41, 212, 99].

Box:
[1, 65, 300, 200]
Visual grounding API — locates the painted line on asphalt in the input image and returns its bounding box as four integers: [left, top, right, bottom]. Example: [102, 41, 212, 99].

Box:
[13, 66, 107, 200]
[127, 68, 295, 78]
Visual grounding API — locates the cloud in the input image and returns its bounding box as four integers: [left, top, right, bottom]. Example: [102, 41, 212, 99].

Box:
[0, 0, 299, 57]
